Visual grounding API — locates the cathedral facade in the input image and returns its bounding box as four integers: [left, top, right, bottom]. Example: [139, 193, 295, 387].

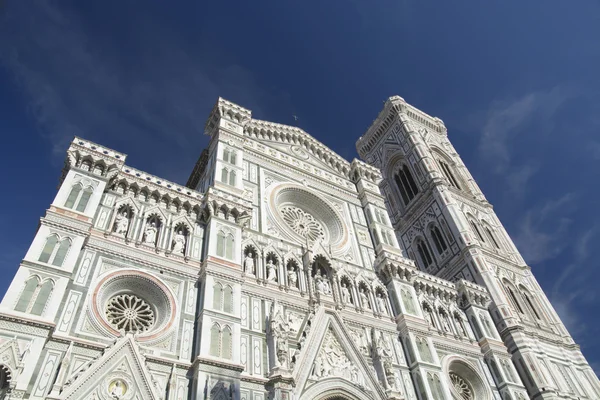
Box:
[0, 96, 597, 400]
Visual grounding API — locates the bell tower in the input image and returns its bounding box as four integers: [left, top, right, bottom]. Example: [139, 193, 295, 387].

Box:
[357, 96, 600, 399]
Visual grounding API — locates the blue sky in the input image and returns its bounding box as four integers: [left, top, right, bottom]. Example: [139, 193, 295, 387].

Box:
[1, 1, 599, 371]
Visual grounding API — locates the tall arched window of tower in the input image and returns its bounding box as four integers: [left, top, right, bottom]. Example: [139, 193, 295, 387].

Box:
[64, 183, 94, 212]
[14, 276, 54, 316]
[502, 280, 525, 315]
[38, 234, 71, 267]
[428, 224, 448, 254]
[394, 164, 419, 206]
[519, 286, 543, 321]
[469, 220, 486, 243]
[414, 238, 434, 270]
[483, 225, 501, 249]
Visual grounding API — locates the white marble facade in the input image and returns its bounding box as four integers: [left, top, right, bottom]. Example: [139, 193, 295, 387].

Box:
[0, 97, 597, 400]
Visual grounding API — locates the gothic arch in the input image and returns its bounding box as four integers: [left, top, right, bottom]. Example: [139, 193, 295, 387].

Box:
[299, 378, 377, 400]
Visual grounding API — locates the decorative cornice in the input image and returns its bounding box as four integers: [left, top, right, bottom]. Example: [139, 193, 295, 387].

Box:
[356, 95, 446, 158]
[245, 118, 351, 177]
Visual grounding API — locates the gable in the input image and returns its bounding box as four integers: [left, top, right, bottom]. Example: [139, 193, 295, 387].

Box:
[292, 309, 387, 400]
[59, 336, 160, 400]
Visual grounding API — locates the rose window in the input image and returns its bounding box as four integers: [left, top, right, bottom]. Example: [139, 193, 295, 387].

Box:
[106, 294, 155, 333]
[449, 372, 474, 400]
[280, 206, 325, 243]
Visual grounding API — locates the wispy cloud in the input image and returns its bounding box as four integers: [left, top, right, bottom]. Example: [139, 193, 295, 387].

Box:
[0, 1, 292, 174]
[512, 193, 576, 264]
[549, 228, 598, 341]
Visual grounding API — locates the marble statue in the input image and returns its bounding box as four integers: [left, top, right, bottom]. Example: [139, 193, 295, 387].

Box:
[244, 252, 255, 275]
[360, 288, 370, 309]
[267, 259, 277, 282]
[376, 292, 388, 315]
[172, 230, 186, 254]
[114, 211, 129, 236]
[341, 282, 352, 304]
[144, 222, 157, 245]
[287, 265, 298, 287]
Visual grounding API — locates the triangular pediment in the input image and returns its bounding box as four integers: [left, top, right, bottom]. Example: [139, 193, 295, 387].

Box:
[292, 308, 387, 400]
[0, 338, 23, 378]
[255, 139, 347, 178]
[58, 336, 161, 400]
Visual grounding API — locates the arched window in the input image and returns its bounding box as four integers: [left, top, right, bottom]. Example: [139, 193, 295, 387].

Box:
[225, 234, 234, 260]
[221, 326, 232, 359]
[439, 160, 461, 189]
[76, 187, 93, 212]
[521, 290, 541, 320]
[39, 235, 59, 263]
[38, 235, 71, 267]
[220, 167, 228, 184]
[415, 239, 434, 269]
[228, 170, 236, 186]
[213, 283, 223, 310]
[485, 227, 501, 249]
[52, 239, 71, 266]
[14, 277, 53, 316]
[216, 231, 226, 257]
[223, 286, 233, 313]
[30, 280, 54, 315]
[64, 185, 82, 209]
[14, 276, 40, 312]
[394, 165, 419, 206]
[504, 282, 524, 314]
[64, 184, 93, 212]
[470, 220, 486, 243]
[210, 324, 221, 357]
[223, 148, 237, 165]
[429, 225, 448, 254]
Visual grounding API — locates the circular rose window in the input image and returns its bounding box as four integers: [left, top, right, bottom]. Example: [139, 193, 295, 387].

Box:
[269, 183, 347, 247]
[446, 358, 491, 400]
[92, 270, 176, 340]
[449, 372, 474, 400]
[106, 294, 155, 333]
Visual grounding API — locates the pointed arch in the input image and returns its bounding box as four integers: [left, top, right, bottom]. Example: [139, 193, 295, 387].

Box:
[14, 276, 40, 312]
[64, 184, 82, 209]
[221, 325, 232, 359]
[228, 170, 236, 186]
[213, 282, 223, 311]
[394, 164, 419, 206]
[414, 237, 434, 269]
[52, 238, 71, 266]
[30, 279, 54, 315]
[209, 323, 221, 357]
[428, 223, 448, 254]
[39, 234, 59, 263]
[223, 285, 233, 313]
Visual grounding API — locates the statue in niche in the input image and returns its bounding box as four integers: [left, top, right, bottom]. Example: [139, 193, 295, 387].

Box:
[441, 313, 452, 333]
[266, 259, 278, 282]
[341, 282, 352, 304]
[244, 252, 255, 275]
[114, 210, 129, 236]
[315, 270, 330, 295]
[270, 304, 290, 369]
[360, 287, 371, 309]
[424, 307, 436, 327]
[143, 221, 158, 245]
[376, 292, 388, 315]
[172, 230, 186, 254]
[287, 265, 298, 287]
